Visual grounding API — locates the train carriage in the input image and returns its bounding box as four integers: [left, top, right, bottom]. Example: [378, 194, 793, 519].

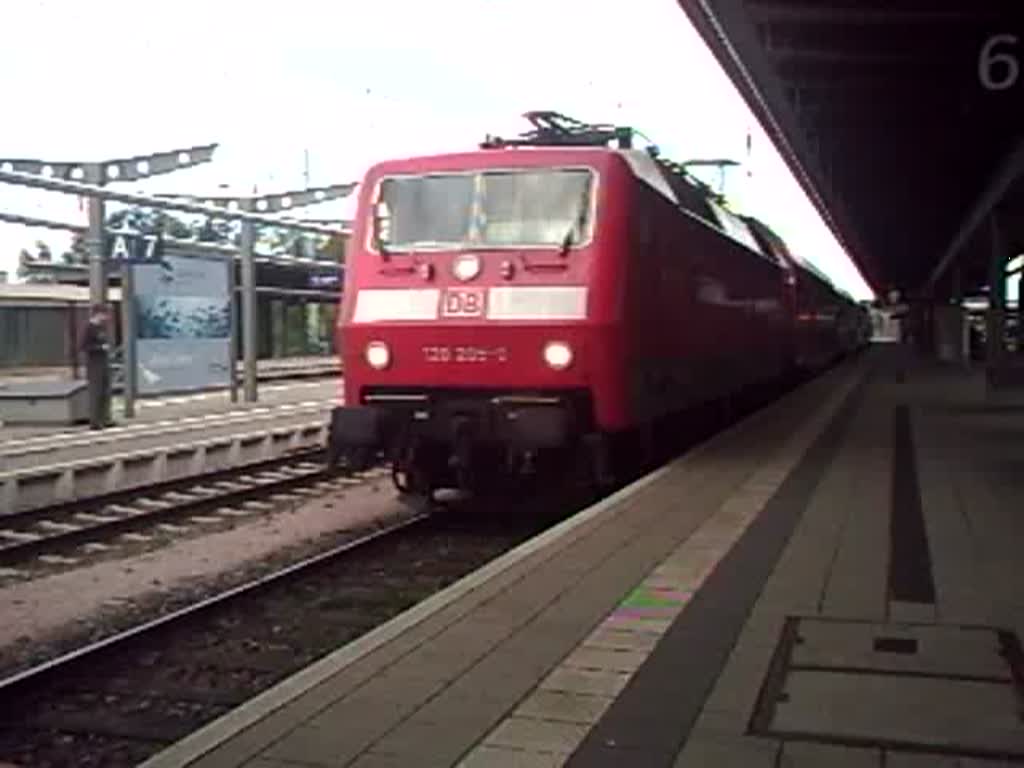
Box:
[329, 112, 859, 498]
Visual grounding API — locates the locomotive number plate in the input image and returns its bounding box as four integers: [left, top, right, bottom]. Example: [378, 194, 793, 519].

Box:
[440, 288, 485, 318]
[423, 346, 508, 363]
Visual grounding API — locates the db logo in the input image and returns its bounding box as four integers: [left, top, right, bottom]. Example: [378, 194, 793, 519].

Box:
[441, 288, 485, 317]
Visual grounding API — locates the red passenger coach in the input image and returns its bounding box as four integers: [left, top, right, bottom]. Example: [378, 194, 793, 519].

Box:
[328, 112, 854, 498]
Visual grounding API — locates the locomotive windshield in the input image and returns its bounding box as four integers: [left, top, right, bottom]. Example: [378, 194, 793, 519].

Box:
[373, 168, 593, 251]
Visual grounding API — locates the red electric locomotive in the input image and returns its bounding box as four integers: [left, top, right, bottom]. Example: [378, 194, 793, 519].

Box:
[744, 216, 850, 371]
[328, 112, 829, 497]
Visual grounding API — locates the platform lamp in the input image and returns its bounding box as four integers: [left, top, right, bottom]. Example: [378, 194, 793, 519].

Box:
[0, 145, 218, 422]
[156, 182, 356, 402]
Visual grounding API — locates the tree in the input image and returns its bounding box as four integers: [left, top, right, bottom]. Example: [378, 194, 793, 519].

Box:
[196, 217, 236, 245]
[106, 207, 195, 240]
[17, 248, 57, 282]
[61, 232, 89, 265]
[318, 232, 346, 263]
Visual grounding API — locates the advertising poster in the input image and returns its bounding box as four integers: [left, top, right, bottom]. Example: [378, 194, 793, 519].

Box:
[132, 254, 231, 395]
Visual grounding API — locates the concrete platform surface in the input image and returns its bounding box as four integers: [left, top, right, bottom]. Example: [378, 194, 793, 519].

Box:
[0, 377, 338, 448]
[0, 355, 338, 387]
[140, 347, 1024, 767]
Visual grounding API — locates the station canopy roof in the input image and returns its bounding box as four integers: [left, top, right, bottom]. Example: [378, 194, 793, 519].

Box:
[678, 0, 1024, 300]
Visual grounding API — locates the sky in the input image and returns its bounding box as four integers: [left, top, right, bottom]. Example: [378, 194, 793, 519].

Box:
[0, 0, 874, 299]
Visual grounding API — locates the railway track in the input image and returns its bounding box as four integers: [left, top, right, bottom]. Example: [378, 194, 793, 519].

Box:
[0, 449, 385, 581]
[0, 504, 552, 768]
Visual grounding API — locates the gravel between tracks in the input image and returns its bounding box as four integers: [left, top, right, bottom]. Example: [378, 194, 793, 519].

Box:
[0, 494, 561, 767]
[0, 474, 402, 678]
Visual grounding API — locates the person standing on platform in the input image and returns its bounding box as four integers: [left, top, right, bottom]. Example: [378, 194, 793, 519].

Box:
[81, 303, 112, 429]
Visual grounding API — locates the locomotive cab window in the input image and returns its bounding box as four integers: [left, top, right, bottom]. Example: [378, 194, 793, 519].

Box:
[372, 168, 594, 251]
[480, 169, 592, 246]
[376, 174, 475, 249]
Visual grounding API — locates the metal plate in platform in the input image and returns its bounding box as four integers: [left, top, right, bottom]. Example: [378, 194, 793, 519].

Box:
[750, 617, 1024, 761]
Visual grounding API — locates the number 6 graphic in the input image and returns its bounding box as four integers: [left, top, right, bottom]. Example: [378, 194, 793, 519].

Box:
[979, 34, 1019, 91]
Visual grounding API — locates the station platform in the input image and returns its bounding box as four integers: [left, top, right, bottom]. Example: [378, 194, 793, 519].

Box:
[0, 364, 339, 444]
[142, 347, 1024, 768]
[0, 355, 338, 392]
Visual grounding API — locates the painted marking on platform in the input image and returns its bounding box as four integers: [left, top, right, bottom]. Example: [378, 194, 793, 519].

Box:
[606, 586, 695, 625]
[889, 404, 936, 604]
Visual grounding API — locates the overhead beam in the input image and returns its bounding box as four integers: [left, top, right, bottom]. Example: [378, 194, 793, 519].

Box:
[0, 168, 347, 236]
[765, 46, 919, 66]
[0, 144, 218, 184]
[926, 135, 1024, 288]
[747, 3, 998, 26]
[156, 182, 356, 215]
[0, 211, 85, 233]
[787, 84, 952, 108]
[775, 65, 942, 87]
[776, 57, 948, 83]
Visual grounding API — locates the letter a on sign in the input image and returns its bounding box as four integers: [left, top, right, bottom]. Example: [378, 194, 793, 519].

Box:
[110, 234, 132, 262]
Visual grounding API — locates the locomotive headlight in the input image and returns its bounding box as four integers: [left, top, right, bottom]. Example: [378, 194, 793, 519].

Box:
[365, 341, 391, 370]
[543, 341, 573, 370]
[452, 253, 481, 282]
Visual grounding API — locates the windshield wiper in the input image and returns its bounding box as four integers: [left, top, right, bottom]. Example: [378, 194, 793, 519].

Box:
[557, 196, 589, 258]
[557, 227, 576, 259]
[561, 218, 585, 260]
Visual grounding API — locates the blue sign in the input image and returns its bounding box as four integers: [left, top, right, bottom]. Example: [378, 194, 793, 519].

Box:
[132, 254, 231, 395]
[309, 273, 340, 288]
